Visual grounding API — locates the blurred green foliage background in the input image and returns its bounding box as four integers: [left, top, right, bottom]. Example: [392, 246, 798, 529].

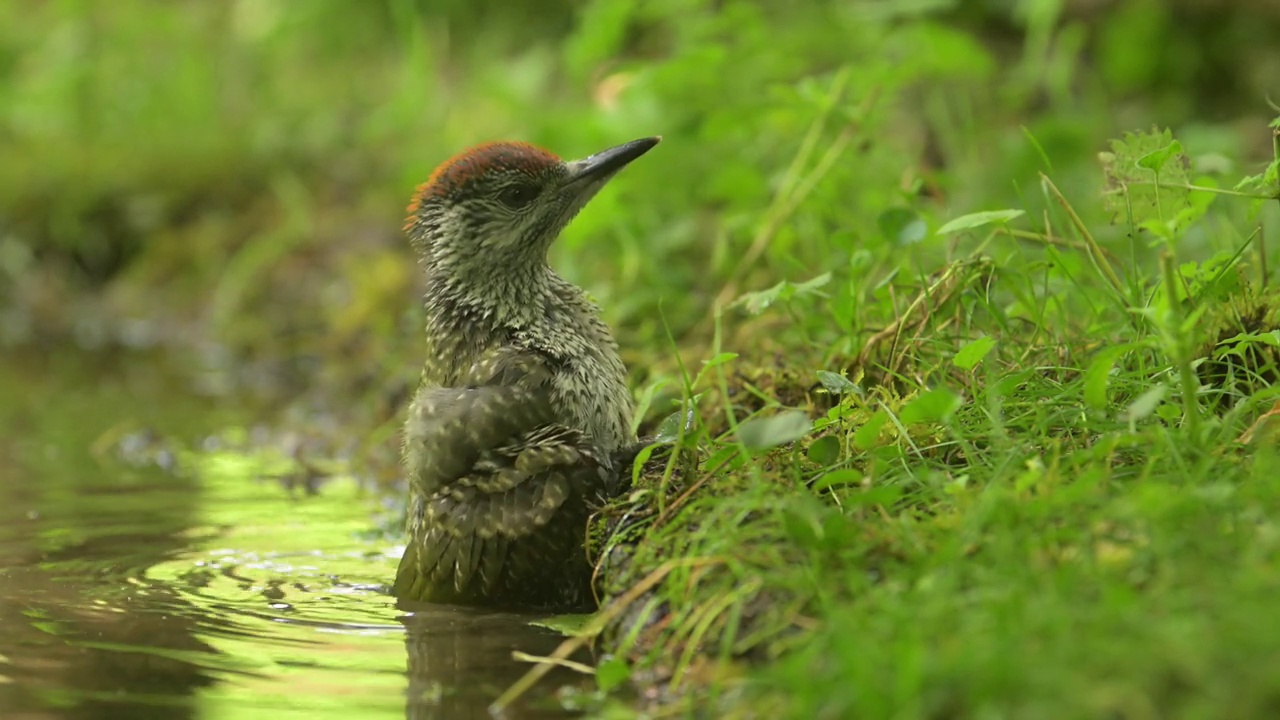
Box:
[1, 0, 1277, 393]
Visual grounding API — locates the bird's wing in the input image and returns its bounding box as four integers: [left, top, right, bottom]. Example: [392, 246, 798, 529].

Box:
[462, 345, 555, 388]
[399, 349, 578, 600]
[398, 424, 607, 601]
[403, 348, 558, 495]
[426, 424, 606, 539]
[399, 347, 618, 602]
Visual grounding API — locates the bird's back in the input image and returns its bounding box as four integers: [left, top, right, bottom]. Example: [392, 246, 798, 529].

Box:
[396, 274, 634, 608]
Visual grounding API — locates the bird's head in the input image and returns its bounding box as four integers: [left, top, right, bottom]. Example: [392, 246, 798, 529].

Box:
[404, 137, 660, 302]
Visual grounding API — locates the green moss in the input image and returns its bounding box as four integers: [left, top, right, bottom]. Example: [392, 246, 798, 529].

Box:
[1196, 287, 1280, 407]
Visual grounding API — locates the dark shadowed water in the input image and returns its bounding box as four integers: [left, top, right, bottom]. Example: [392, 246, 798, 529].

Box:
[0, 349, 585, 719]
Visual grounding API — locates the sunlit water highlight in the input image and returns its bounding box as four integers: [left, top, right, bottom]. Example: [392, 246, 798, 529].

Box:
[0, 349, 586, 719]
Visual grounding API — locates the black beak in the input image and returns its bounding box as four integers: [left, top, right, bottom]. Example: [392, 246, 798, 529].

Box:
[565, 136, 661, 186]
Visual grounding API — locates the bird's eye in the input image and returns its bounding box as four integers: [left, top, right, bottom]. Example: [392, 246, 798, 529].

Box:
[498, 184, 538, 210]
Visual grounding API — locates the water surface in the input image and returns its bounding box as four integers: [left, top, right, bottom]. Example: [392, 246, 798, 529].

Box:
[0, 349, 584, 719]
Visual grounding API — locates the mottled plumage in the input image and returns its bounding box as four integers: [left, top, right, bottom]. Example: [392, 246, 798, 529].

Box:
[394, 137, 660, 609]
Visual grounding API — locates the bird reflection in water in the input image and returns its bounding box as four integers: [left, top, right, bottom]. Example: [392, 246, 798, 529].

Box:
[399, 602, 591, 719]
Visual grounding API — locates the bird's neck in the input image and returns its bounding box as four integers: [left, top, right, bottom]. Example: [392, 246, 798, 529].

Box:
[422, 258, 555, 331]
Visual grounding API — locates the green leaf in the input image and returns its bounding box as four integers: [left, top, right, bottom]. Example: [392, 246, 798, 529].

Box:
[853, 410, 889, 450]
[843, 485, 903, 507]
[936, 209, 1025, 235]
[1215, 331, 1280, 354]
[1122, 384, 1166, 422]
[816, 370, 859, 394]
[732, 283, 786, 315]
[730, 273, 832, 315]
[812, 468, 862, 491]
[793, 273, 834, 294]
[630, 379, 671, 435]
[736, 410, 812, 449]
[807, 435, 840, 465]
[899, 388, 963, 425]
[819, 511, 856, 548]
[1101, 128, 1193, 234]
[1083, 343, 1138, 409]
[596, 657, 631, 692]
[830, 277, 858, 329]
[953, 336, 997, 370]
[702, 445, 741, 474]
[877, 207, 928, 245]
[1180, 249, 1241, 303]
[1155, 404, 1181, 423]
[1137, 139, 1184, 172]
[702, 352, 739, 368]
[1234, 155, 1280, 198]
[655, 409, 692, 442]
[782, 505, 823, 549]
[629, 443, 657, 486]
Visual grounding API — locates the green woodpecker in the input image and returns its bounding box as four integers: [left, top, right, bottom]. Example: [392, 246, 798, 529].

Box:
[394, 137, 659, 609]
